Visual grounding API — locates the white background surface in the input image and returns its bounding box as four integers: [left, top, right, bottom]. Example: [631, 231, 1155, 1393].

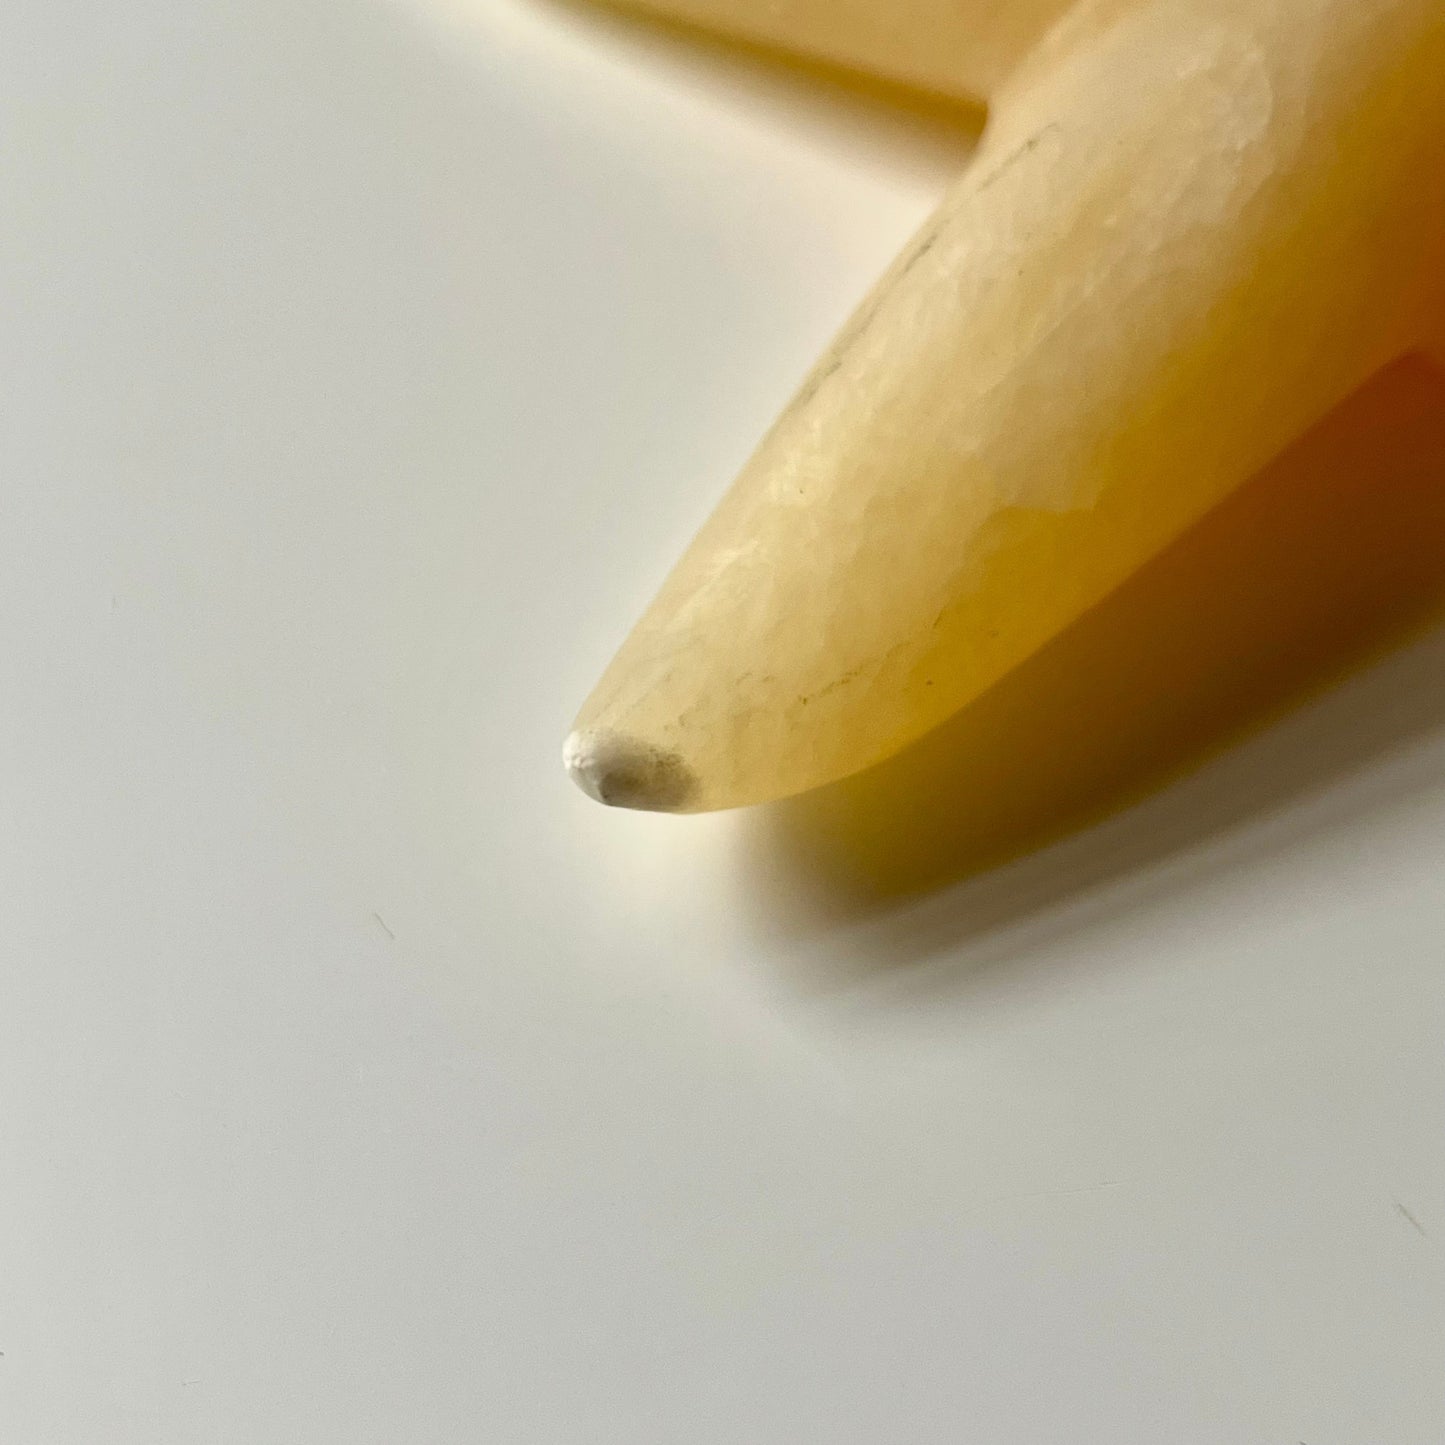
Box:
[2, 1, 1444, 1440]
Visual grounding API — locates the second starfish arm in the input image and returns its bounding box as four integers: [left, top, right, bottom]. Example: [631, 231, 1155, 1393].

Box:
[591, 0, 1076, 105]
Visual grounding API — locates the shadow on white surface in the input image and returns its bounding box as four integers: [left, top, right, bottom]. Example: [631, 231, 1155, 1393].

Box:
[739, 357, 1445, 982]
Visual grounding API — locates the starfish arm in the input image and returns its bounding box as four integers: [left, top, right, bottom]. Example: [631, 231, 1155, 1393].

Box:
[598, 0, 1076, 104]
[569, 0, 1445, 812]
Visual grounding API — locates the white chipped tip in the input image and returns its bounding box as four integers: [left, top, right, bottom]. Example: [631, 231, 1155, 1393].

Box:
[563, 729, 698, 813]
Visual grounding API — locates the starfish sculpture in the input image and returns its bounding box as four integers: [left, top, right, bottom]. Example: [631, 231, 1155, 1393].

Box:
[565, 0, 1445, 813]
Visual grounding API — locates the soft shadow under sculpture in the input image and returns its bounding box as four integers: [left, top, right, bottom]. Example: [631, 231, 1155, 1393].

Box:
[744, 356, 1445, 939]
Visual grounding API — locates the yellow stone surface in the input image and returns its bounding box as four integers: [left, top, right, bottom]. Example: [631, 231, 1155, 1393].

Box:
[595, 0, 1073, 104]
[568, 0, 1445, 812]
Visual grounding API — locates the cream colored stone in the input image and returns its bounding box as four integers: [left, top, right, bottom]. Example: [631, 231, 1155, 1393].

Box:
[569, 0, 1445, 811]
[596, 0, 1072, 103]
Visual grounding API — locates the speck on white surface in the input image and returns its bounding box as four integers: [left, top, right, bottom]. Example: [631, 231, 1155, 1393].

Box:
[0, 2, 1442, 1441]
